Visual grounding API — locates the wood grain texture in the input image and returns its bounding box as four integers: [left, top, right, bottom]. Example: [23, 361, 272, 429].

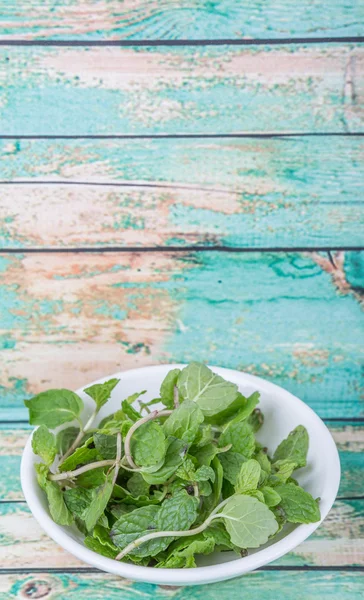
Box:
[0, 499, 363, 569]
[1, 137, 364, 249]
[0, 1, 363, 40]
[1, 422, 362, 501]
[1, 45, 363, 135]
[1, 570, 364, 600]
[1, 251, 362, 420]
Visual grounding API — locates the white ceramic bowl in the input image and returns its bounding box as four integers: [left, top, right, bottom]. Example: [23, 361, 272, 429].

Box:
[21, 364, 340, 586]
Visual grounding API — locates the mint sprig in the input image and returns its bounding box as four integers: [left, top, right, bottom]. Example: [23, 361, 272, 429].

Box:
[25, 362, 320, 568]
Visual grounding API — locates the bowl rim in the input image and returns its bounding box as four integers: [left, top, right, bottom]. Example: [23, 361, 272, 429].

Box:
[21, 363, 341, 586]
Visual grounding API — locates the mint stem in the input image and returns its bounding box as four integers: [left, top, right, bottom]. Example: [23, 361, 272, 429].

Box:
[115, 497, 230, 561]
[58, 408, 98, 467]
[49, 459, 115, 481]
[124, 409, 173, 469]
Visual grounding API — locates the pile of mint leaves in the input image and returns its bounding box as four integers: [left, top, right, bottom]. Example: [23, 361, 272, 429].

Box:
[25, 362, 320, 568]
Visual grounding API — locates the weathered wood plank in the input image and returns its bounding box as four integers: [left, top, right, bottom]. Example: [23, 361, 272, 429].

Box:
[1, 46, 363, 134]
[0, 499, 363, 569]
[0, 1, 363, 40]
[1, 137, 363, 249]
[0, 251, 362, 419]
[0, 419, 362, 501]
[1, 570, 363, 599]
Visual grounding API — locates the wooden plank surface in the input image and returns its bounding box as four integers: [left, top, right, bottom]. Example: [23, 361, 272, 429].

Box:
[1, 251, 362, 420]
[1, 45, 363, 135]
[1, 421, 362, 501]
[1, 499, 363, 569]
[1, 137, 363, 249]
[0, 0, 363, 40]
[1, 570, 363, 600]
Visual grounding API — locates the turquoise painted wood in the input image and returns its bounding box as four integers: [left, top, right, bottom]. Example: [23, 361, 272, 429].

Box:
[0, 251, 362, 419]
[1, 45, 363, 135]
[2, 570, 364, 600]
[1, 137, 363, 249]
[0, 422, 362, 501]
[0, 1, 363, 40]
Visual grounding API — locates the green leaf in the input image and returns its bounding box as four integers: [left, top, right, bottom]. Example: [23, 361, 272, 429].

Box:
[193, 443, 219, 467]
[219, 421, 255, 458]
[160, 368, 181, 409]
[77, 467, 106, 488]
[126, 473, 150, 497]
[84, 378, 120, 412]
[93, 433, 118, 460]
[193, 424, 214, 447]
[273, 425, 309, 469]
[34, 463, 49, 490]
[247, 408, 264, 433]
[217, 495, 278, 548]
[195, 465, 215, 483]
[98, 408, 127, 430]
[275, 483, 321, 523]
[45, 482, 74, 526]
[213, 392, 260, 428]
[199, 480, 212, 496]
[158, 534, 215, 568]
[84, 469, 115, 531]
[254, 449, 271, 474]
[244, 489, 265, 503]
[131, 421, 167, 469]
[84, 535, 118, 558]
[156, 490, 199, 531]
[235, 459, 261, 493]
[111, 505, 160, 549]
[56, 427, 79, 455]
[200, 457, 223, 521]
[64, 487, 94, 519]
[121, 400, 142, 422]
[176, 458, 196, 481]
[177, 362, 238, 417]
[59, 444, 99, 473]
[204, 522, 239, 552]
[24, 389, 83, 428]
[163, 400, 204, 444]
[261, 486, 282, 507]
[32, 425, 57, 466]
[219, 451, 246, 485]
[269, 460, 297, 485]
[142, 437, 187, 485]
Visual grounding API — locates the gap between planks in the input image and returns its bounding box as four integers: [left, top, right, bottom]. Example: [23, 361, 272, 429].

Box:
[1, 247, 363, 253]
[0, 36, 364, 47]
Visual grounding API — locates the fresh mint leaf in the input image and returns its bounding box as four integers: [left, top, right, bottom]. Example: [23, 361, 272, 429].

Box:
[56, 427, 80, 455]
[121, 400, 142, 422]
[126, 473, 150, 497]
[217, 495, 278, 548]
[158, 534, 215, 568]
[160, 368, 181, 409]
[235, 459, 261, 493]
[32, 425, 57, 466]
[45, 482, 73, 526]
[224, 392, 260, 427]
[204, 522, 239, 552]
[193, 443, 219, 467]
[176, 458, 196, 481]
[211, 391, 260, 427]
[254, 449, 271, 474]
[64, 487, 93, 519]
[261, 486, 281, 507]
[247, 408, 264, 432]
[199, 480, 212, 496]
[269, 460, 297, 485]
[59, 444, 99, 473]
[219, 421, 255, 458]
[142, 437, 187, 485]
[163, 400, 204, 444]
[219, 451, 246, 486]
[77, 467, 106, 488]
[84, 469, 115, 531]
[177, 363, 238, 417]
[193, 424, 214, 447]
[244, 489, 265, 503]
[195, 465, 215, 483]
[275, 483, 321, 523]
[93, 433, 118, 460]
[273, 425, 309, 468]
[131, 421, 167, 469]
[156, 490, 199, 532]
[84, 378, 120, 412]
[24, 389, 83, 428]
[111, 505, 160, 549]
[84, 535, 118, 558]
